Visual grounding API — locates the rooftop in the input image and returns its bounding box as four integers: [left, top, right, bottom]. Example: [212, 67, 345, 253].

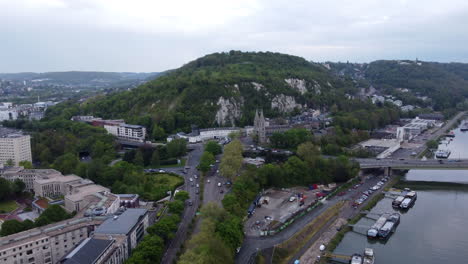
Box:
[120, 123, 145, 129]
[94, 208, 147, 235]
[0, 127, 25, 138]
[359, 139, 400, 148]
[63, 238, 114, 264]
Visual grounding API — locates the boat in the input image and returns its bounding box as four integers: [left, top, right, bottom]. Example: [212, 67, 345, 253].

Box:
[446, 131, 455, 138]
[378, 221, 395, 239]
[435, 149, 451, 159]
[405, 191, 417, 200]
[363, 248, 375, 264]
[392, 196, 405, 208]
[400, 197, 416, 210]
[367, 213, 389, 238]
[350, 254, 363, 264]
[387, 213, 401, 227]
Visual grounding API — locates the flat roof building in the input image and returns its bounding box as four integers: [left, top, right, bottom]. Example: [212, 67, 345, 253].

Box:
[0, 127, 32, 166]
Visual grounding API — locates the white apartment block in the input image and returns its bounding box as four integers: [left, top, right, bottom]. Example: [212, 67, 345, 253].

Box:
[0, 130, 32, 166]
[103, 124, 146, 142]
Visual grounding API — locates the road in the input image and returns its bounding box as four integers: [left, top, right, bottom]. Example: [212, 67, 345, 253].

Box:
[161, 143, 203, 264]
[236, 173, 387, 264]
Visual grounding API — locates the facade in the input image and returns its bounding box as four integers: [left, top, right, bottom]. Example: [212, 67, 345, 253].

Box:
[0, 109, 18, 121]
[104, 124, 146, 142]
[0, 128, 32, 166]
[0, 217, 105, 264]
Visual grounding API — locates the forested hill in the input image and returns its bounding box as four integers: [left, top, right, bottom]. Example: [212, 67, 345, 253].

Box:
[329, 60, 468, 111]
[79, 51, 357, 133]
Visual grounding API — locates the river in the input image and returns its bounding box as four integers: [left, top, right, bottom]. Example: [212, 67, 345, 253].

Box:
[331, 120, 468, 264]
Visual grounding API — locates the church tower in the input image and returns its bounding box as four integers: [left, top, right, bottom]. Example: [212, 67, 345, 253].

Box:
[254, 109, 266, 143]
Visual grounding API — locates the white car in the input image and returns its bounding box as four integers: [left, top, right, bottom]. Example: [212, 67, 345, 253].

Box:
[189, 178, 193, 182]
[207, 179, 211, 183]
[289, 196, 297, 202]
[218, 182, 222, 187]
[194, 175, 198, 179]
[196, 184, 199, 188]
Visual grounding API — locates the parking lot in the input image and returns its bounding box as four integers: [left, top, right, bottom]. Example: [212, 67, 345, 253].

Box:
[244, 187, 321, 236]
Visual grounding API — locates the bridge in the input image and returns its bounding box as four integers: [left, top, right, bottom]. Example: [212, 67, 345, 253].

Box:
[355, 158, 468, 175]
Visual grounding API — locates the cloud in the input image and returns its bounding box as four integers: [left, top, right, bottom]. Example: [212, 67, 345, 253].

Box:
[0, 0, 468, 72]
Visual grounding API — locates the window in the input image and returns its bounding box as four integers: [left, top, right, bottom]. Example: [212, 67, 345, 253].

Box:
[26, 250, 32, 255]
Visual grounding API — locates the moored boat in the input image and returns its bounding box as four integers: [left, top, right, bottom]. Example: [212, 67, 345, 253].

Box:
[363, 248, 375, 264]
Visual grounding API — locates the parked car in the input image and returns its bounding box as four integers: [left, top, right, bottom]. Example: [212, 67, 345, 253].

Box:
[220, 189, 224, 194]
[196, 184, 199, 188]
[188, 200, 193, 206]
[207, 179, 211, 183]
[218, 182, 222, 187]
[189, 178, 193, 182]
[289, 196, 297, 202]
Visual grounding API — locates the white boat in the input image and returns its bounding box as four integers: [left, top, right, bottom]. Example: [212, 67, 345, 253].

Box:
[363, 248, 375, 264]
[350, 254, 363, 264]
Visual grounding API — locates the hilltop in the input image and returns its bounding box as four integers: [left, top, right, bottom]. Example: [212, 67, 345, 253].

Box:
[81, 51, 356, 132]
[328, 60, 468, 111]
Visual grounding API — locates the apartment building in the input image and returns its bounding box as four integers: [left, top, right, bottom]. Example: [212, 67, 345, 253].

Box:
[0, 127, 32, 166]
[0, 217, 105, 264]
[61, 209, 149, 264]
[104, 124, 146, 142]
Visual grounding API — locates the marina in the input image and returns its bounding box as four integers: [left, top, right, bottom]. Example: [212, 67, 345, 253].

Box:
[330, 121, 468, 264]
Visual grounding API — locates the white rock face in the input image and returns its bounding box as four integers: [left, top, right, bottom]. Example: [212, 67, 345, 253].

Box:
[312, 80, 322, 95]
[215, 97, 243, 126]
[271, 94, 302, 113]
[251, 82, 264, 91]
[285, 78, 307, 95]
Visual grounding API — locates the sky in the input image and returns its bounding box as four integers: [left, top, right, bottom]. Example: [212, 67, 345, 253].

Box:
[1, 0, 468, 72]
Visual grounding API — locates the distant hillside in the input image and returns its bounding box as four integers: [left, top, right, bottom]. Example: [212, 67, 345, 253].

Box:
[329, 60, 468, 111]
[81, 51, 357, 132]
[0, 71, 161, 87]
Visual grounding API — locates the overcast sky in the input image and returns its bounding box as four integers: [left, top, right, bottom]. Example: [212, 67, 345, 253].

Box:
[1, 0, 468, 72]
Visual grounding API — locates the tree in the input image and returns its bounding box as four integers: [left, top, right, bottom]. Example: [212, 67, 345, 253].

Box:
[198, 151, 215, 174]
[219, 140, 243, 180]
[147, 215, 180, 243]
[35, 205, 71, 227]
[133, 150, 145, 167]
[426, 140, 438, 150]
[0, 178, 12, 201]
[12, 179, 26, 194]
[216, 216, 244, 251]
[125, 234, 164, 264]
[205, 141, 222, 155]
[5, 159, 14, 166]
[151, 149, 160, 167]
[52, 153, 79, 175]
[19, 160, 33, 169]
[174, 190, 190, 201]
[152, 125, 166, 141]
[0, 219, 26, 236]
[167, 139, 187, 158]
[168, 200, 185, 215]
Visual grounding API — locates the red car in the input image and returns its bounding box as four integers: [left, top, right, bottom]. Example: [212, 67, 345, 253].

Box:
[337, 191, 346, 196]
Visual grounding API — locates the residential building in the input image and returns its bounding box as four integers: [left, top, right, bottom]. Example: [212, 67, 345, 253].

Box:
[0, 127, 32, 166]
[0, 217, 105, 264]
[104, 124, 146, 142]
[93, 208, 149, 256]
